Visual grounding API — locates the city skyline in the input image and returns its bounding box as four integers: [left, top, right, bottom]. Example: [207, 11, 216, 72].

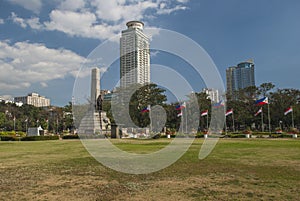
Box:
[1, 0, 300, 106]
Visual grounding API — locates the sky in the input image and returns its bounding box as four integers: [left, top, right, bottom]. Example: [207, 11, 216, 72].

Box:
[0, 0, 300, 106]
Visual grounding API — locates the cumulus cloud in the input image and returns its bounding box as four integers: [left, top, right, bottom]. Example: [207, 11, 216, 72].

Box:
[11, 12, 27, 28]
[0, 41, 87, 90]
[156, 5, 188, 15]
[6, 0, 43, 13]
[58, 0, 86, 11]
[44, 10, 122, 40]
[11, 12, 43, 30]
[0, 19, 4, 24]
[10, 0, 190, 40]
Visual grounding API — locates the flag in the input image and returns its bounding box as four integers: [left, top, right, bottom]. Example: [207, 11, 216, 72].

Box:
[141, 105, 150, 113]
[284, 107, 293, 115]
[46, 119, 49, 123]
[255, 97, 268, 106]
[13, 116, 16, 121]
[201, 110, 208, 117]
[177, 111, 182, 117]
[254, 108, 262, 116]
[175, 102, 186, 110]
[213, 100, 225, 108]
[225, 109, 233, 116]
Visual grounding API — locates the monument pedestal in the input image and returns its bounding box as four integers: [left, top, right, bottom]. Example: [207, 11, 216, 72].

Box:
[78, 110, 110, 135]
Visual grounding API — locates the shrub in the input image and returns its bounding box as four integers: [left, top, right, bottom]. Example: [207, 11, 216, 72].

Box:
[62, 134, 79, 139]
[21, 135, 59, 141]
[0, 131, 16, 136]
[0, 136, 17, 141]
[269, 134, 293, 138]
[152, 133, 161, 139]
[227, 134, 247, 138]
[195, 133, 205, 138]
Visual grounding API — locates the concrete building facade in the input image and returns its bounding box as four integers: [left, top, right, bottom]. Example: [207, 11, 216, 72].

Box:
[120, 21, 150, 87]
[226, 59, 255, 96]
[202, 88, 219, 102]
[14, 93, 50, 107]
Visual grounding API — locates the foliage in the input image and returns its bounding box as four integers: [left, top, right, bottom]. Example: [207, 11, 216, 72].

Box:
[0, 101, 74, 134]
[1, 82, 300, 134]
[0, 135, 18, 141]
[226, 134, 247, 138]
[21, 135, 59, 141]
[62, 134, 79, 139]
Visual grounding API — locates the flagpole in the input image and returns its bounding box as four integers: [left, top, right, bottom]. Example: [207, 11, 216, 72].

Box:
[291, 107, 295, 128]
[13, 116, 16, 131]
[185, 105, 188, 134]
[232, 110, 235, 132]
[181, 111, 184, 133]
[261, 108, 264, 132]
[225, 114, 227, 134]
[267, 103, 271, 133]
[206, 112, 209, 130]
[149, 105, 152, 133]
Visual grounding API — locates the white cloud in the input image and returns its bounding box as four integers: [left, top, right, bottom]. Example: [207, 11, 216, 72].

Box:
[40, 82, 48, 88]
[157, 5, 187, 15]
[26, 17, 43, 29]
[0, 19, 4, 24]
[44, 10, 122, 40]
[58, 0, 86, 11]
[0, 41, 86, 90]
[11, 12, 27, 28]
[10, 0, 190, 40]
[91, 0, 157, 22]
[6, 0, 43, 13]
[176, 0, 189, 3]
[11, 12, 43, 30]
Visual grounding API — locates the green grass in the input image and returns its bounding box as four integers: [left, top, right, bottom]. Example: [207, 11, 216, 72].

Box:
[0, 139, 299, 200]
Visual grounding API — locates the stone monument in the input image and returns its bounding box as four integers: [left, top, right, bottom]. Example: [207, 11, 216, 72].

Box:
[78, 68, 111, 136]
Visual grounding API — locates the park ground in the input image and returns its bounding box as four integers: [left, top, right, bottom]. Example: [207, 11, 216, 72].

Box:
[0, 138, 299, 200]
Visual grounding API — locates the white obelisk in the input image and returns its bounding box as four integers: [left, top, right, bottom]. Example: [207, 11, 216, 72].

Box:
[91, 68, 100, 109]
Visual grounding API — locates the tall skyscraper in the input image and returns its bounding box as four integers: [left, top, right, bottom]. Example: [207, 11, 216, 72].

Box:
[226, 59, 255, 96]
[120, 21, 150, 87]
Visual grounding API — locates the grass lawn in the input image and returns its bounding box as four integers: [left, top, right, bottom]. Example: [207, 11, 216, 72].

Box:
[0, 139, 299, 200]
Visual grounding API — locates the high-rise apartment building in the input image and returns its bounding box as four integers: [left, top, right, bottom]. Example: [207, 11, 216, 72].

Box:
[226, 59, 255, 96]
[14, 93, 50, 107]
[120, 21, 150, 87]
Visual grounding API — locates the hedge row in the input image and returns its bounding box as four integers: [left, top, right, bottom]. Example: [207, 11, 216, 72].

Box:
[62, 135, 79, 139]
[21, 136, 59, 141]
[0, 135, 59, 141]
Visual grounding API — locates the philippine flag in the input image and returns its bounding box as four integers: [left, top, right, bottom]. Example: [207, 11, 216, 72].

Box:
[255, 97, 268, 106]
[176, 102, 186, 110]
[225, 109, 233, 116]
[254, 108, 262, 116]
[141, 105, 150, 113]
[284, 107, 293, 115]
[201, 110, 208, 117]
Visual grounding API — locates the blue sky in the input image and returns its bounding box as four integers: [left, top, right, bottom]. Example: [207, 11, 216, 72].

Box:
[0, 0, 300, 106]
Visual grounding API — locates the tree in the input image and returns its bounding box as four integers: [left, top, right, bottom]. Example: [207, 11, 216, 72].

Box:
[258, 82, 275, 97]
